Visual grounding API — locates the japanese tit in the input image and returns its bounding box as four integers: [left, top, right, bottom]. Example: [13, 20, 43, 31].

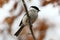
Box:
[15, 6, 40, 36]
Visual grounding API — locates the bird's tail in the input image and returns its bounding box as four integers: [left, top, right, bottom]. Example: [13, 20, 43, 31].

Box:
[14, 24, 25, 36]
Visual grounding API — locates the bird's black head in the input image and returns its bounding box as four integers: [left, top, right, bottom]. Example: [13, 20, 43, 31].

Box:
[31, 6, 40, 12]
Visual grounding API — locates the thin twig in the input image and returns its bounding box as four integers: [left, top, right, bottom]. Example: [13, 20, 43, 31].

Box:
[22, 0, 36, 40]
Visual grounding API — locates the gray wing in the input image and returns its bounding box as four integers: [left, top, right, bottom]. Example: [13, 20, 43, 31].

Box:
[19, 20, 22, 26]
[19, 14, 26, 26]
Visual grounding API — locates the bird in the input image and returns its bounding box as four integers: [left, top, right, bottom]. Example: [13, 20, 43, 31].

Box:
[14, 6, 40, 36]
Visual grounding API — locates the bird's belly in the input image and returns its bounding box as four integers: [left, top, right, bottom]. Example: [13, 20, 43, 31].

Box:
[22, 12, 38, 25]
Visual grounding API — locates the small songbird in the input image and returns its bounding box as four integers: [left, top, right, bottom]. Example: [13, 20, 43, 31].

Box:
[14, 6, 40, 36]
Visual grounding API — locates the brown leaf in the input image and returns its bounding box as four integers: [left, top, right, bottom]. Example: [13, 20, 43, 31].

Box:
[4, 16, 16, 34]
[33, 19, 48, 40]
[13, 2, 18, 10]
[4, 16, 16, 25]
[42, 0, 58, 6]
[0, 0, 9, 7]
[27, 35, 34, 40]
[38, 31, 46, 40]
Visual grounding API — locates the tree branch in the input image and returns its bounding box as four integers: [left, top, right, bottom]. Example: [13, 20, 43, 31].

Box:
[22, 0, 36, 40]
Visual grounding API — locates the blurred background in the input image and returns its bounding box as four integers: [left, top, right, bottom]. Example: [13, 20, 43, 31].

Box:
[0, 0, 60, 40]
